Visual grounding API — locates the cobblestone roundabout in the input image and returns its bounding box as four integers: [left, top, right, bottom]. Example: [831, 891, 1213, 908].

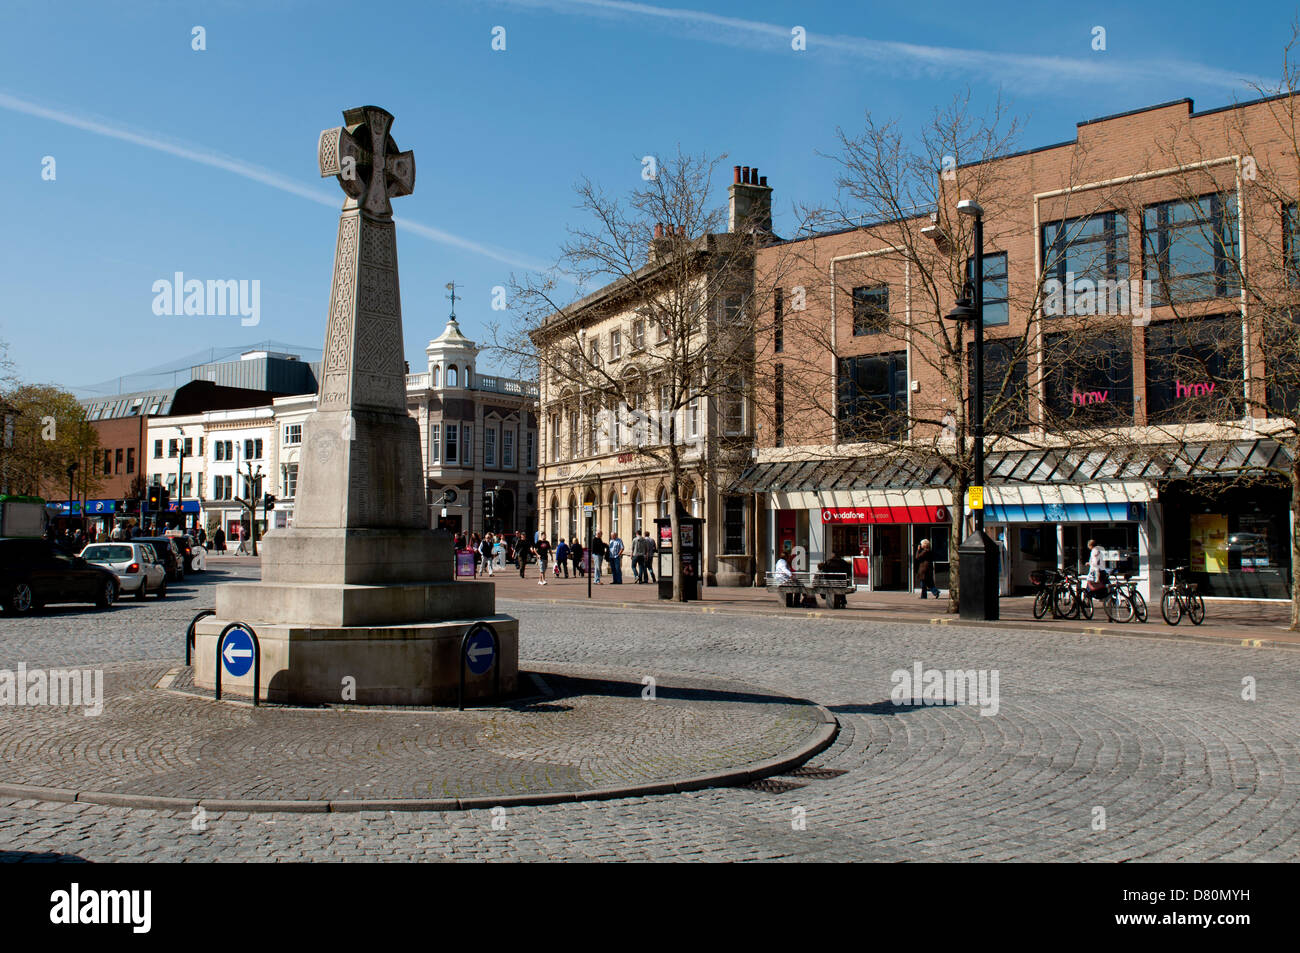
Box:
[1, 564, 1298, 861]
[0, 662, 829, 803]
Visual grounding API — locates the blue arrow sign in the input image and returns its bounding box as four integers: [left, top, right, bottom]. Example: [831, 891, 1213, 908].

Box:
[464, 625, 496, 676]
[220, 626, 255, 678]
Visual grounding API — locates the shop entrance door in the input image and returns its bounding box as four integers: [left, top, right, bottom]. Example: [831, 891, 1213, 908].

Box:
[872, 525, 907, 590]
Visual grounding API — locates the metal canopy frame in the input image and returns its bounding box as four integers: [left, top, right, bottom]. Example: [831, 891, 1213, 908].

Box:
[731, 440, 1292, 494]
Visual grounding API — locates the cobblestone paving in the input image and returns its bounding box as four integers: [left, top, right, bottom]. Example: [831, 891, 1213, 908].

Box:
[0, 661, 823, 800]
[1, 565, 1298, 862]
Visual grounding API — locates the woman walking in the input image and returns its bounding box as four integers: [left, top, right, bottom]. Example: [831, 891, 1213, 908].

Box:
[915, 538, 940, 599]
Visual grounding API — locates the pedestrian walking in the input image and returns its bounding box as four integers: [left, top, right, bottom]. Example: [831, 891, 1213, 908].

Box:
[589, 532, 606, 584]
[516, 534, 532, 578]
[479, 534, 495, 577]
[555, 538, 570, 578]
[535, 533, 551, 585]
[630, 532, 645, 583]
[608, 533, 625, 584]
[571, 539, 584, 577]
[915, 538, 940, 599]
[644, 531, 658, 582]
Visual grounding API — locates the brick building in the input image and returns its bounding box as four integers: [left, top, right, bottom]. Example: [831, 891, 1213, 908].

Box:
[742, 94, 1300, 602]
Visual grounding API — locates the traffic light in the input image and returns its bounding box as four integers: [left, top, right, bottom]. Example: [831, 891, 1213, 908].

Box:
[483, 490, 495, 521]
[263, 493, 277, 512]
[146, 485, 162, 511]
[158, 486, 171, 512]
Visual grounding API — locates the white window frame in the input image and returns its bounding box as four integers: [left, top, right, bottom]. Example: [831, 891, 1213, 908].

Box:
[503, 428, 515, 469]
[431, 424, 441, 464]
[485, 427, 497, 468]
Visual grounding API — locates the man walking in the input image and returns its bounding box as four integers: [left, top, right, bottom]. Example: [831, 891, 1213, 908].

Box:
[478, 533, 495, 577]
[644, 530, 658, 583]
[516, 533, 532, 579]
[608, 533, 625, 584]
[535, 533, 551, 585]
[555, 537, 569, 578]
[630, 532, 645, 583]
[589, 531, 606, 584]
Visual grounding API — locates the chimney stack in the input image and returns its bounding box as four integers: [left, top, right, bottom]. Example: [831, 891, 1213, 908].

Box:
[728, 160, 774, 234]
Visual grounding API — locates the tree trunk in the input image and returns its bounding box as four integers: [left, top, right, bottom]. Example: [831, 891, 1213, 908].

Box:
[1291, 455, 1300, 631]
[947, 478, 968, 614]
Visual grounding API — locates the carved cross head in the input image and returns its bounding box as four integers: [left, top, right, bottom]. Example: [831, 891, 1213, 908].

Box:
[317, 105, 415, 218]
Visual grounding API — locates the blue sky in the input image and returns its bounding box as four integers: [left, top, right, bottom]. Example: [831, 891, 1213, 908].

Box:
[1, 0, 1291, 394]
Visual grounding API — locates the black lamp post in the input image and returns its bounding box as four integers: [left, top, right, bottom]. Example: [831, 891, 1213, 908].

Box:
[66, 461, 79, 535]
[944, 199, 998, 621]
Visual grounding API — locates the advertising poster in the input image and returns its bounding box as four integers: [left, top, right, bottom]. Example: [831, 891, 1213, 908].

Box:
[1189, 513, 1229, 573]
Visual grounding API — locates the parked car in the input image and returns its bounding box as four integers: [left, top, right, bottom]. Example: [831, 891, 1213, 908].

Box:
[80, 542, 167, 600]
[134, 536, 185, 582]
[0, 537, 120, 614]
[174, 534, 206, 573]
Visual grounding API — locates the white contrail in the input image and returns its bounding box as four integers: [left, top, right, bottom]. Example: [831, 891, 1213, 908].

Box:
[507, 0, 1270, 92]
[1, 90, 548, 271]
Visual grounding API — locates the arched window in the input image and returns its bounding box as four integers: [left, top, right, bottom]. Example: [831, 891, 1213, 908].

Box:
[567, 494, 578, 540]
[447, 365, 458, 387]
[431, 365, 440, 387]
[609, 491, 619, 536]
[657, 487, 668, 518]
[550, 497, 559, 543]
[465, 367, 472, 388]
[633, 490, 643, 535]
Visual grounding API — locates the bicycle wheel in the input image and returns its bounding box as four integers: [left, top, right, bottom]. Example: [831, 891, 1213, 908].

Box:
[1105, 591, 1134, 624]
[1080, 591, 1094, 620]
[1033, 589, 1052, 620]
[1054, 584, 1078, 619]
[1161, 590, 1182, 625]
[1188, 592, 1205, 625]
[1130, 589, 1148, 623]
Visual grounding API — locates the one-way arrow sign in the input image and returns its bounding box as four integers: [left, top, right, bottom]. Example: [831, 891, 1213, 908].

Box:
[220, 626, 256, 678]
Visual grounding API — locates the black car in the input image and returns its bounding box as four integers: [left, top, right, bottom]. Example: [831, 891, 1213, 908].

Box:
[0, 537, 120, 615]
[176, 534, 204, 573]
[134, 537, 185, 582]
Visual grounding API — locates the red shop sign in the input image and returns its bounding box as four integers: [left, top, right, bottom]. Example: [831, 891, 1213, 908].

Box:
[821, 505, 948, 525]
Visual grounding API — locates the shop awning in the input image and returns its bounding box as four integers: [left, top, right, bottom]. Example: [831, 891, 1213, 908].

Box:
[732, 439, 1292, 495]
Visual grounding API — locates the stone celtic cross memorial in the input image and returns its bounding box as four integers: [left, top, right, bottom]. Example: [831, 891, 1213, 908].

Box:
[194, 105, 518, 705]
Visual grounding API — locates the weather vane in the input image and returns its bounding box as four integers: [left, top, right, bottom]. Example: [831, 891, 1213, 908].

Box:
[445, 281, 458, 320]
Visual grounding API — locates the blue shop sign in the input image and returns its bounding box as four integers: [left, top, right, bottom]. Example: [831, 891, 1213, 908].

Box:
[985, 501, 1145, 523]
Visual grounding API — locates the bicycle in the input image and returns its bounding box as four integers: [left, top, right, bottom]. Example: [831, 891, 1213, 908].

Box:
[1160, 566, 1205, 626]
[1030, 568, 1063, 620]
[1115, 572, 1148, 623]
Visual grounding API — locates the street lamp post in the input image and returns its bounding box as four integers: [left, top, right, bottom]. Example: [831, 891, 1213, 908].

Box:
[175, 426, 185, 534]
[66, 461, 79, 536]
[945, 199, 998, 621]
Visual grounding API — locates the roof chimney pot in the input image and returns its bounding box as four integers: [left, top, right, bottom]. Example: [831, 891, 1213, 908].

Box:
[759, 175, 767, 186]
[742, 166, 751, 184]
[733, 165, 742, 183]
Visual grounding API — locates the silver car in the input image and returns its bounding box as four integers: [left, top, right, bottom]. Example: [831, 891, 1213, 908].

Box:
[80, 542, 168, 599]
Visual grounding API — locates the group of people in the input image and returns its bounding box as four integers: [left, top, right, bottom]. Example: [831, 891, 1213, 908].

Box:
[454, 529, 661, 586]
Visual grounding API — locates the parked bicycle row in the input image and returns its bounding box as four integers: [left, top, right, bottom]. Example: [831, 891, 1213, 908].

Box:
[1030, 565, 1205, 626]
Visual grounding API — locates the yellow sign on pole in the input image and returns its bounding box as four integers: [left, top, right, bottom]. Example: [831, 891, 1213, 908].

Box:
[969, 486, 984, 510]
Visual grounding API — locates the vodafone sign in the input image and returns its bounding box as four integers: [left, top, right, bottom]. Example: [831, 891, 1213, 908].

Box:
[821, 505, 949, 525]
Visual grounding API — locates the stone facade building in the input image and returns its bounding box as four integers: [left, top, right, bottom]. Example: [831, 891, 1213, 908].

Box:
[406, 316, 538, 535]
[533, 166, 776, 586]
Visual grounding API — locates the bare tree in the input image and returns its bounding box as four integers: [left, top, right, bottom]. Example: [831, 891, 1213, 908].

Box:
[778, 93, 1128, 610]
[490, 149, 792, 599]
[1107, 29, 1300, 626]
